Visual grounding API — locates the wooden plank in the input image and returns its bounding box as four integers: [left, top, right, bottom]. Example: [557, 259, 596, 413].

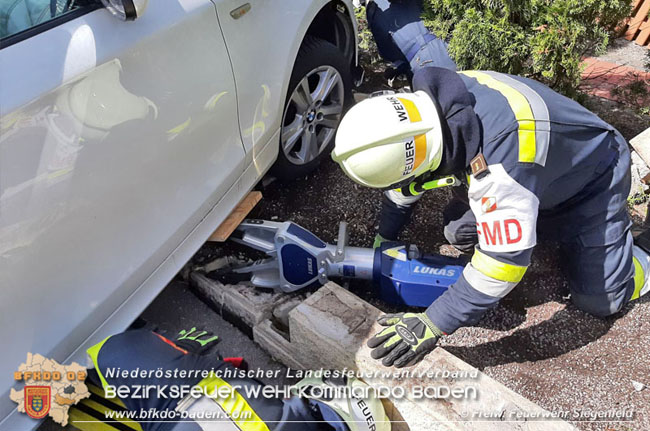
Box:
[619, 0, 643, 37]
[208, 191, 262, 242]
[635, 17, 650, 45]
[625, 0, 650, 40]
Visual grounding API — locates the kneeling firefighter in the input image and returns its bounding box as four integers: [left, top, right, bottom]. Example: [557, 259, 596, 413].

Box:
[86, 329, 389, 431]
[331, 0, 650, 368]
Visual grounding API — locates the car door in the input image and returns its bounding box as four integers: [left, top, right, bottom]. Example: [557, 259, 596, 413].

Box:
[211, 0, 321, 157]
[0, 1, 244, 427]
[211, 0, 356, 171]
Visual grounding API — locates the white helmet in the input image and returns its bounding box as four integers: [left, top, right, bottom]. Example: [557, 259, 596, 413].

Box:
[293, 376, 391, 431]
[332, 91, 444, 189]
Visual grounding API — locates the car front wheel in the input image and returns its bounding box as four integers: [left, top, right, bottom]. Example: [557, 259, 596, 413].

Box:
[273, 36, 352, 180]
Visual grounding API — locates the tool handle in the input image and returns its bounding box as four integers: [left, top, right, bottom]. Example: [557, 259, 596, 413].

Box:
[334, 222, 349, 262]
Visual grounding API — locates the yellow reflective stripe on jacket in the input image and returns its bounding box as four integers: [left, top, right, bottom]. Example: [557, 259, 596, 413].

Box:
[482, 71, 551, 166]
[631, 256, 646, 300]
[463, 264, 518, 298]
[71, 383, 143, 431]
[86, 337, 111, 390]
[87, 383, 129, 408]
[460, 71, 537, 164]
[472, 249, 527, 283]
[197, 375, 270, 431]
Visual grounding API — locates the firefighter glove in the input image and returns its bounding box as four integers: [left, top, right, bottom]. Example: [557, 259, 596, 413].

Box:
[373, 233, 388, 249]
[175, 327, 219, 355]
[367, 313, 443, 368]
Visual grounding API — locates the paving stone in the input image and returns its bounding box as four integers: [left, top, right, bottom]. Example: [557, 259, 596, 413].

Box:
[581, 57, 650, 105]
[278, 283, 578, 430]
[631, 127, 650, 170]
[253, 320, 306, 370]
[191, 274, 576, 429]
[191, 273, 287, 327]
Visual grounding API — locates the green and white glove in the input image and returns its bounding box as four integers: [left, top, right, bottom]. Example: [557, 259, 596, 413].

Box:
[367, 313, 443, 368]
[175, 327, 219, 355]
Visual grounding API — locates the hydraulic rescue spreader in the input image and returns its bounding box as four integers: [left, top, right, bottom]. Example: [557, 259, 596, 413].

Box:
[225, 220, 465, 307]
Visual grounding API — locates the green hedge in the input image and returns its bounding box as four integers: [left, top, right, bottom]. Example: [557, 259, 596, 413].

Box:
[422, 0, 632, 96]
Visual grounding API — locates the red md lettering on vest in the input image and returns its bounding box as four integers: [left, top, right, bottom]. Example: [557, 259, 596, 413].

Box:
[476, 219, 523, 246]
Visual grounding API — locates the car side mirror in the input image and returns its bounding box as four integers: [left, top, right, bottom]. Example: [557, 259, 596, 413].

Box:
[100, 0, 148, 21]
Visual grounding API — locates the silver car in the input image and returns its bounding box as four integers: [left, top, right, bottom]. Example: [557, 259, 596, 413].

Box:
[0, 0, 358, 428]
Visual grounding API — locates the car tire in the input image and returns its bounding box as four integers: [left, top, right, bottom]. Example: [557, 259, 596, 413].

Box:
[272, 36, 352, 180]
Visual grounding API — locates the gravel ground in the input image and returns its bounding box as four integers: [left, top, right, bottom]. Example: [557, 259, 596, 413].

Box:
[595, 38, 649, 70]
[138, 281, 288, 386]
[582, 96, 648, 146]
[189, 34, 650, 430]
[581, 38, 649, 142]
[194, 52, 650, 431]
[233, 150, 649, 430]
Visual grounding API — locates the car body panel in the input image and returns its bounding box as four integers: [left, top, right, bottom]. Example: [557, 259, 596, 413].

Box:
[0, 0, 357, 428]
[0, 1, 244, 426]
[212, 0, 358, 160]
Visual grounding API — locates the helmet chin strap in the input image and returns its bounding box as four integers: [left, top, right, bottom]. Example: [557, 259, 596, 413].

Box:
[393, 173, 460, 197]
[418, 138, 465, 193]
[392, 147, 460, 196]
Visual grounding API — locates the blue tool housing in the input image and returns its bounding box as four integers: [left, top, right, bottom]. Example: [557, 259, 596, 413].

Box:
[374, 243, 466, 307]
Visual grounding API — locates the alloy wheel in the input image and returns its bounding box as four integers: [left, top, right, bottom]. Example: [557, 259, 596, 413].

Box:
[281, 65, 345, 165]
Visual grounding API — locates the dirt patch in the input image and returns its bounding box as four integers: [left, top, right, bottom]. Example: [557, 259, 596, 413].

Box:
[194, 41, 650, 431]
[196, 144, 648, 430]
[582, 94, 649, 141]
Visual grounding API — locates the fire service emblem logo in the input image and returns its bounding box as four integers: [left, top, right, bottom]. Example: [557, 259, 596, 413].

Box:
[24, 386, 50, 420]
[11, 353, 89, 426]
[481, 197, 497, 214]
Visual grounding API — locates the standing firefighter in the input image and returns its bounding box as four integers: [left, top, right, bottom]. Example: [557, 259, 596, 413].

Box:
[332, 0, 650, 368]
